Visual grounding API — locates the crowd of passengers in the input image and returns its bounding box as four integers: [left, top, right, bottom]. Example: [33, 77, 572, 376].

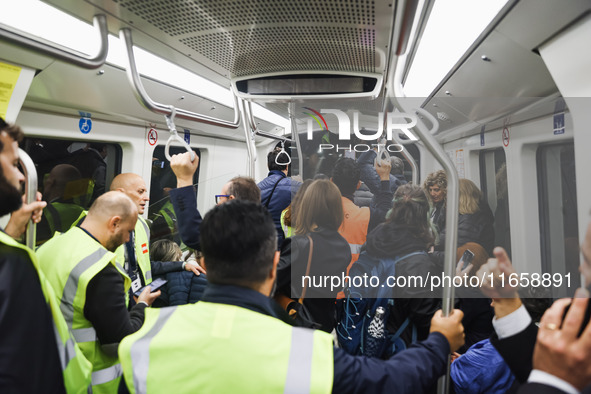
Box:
[1, 119, 591, 394]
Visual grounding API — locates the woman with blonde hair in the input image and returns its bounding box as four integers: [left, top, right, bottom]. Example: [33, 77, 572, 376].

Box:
[276, 179, 351, 332]
[436, 178, 495, 254]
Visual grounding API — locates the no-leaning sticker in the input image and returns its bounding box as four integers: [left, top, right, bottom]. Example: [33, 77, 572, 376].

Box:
[502, 127, 510, 147]
[148, 128, 158, 146]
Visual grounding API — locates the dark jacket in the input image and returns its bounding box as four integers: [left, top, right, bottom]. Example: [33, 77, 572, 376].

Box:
[0, 234, 66, 394]
[153, 271, 208, 307]
[277, 227, 351, 332]
[362, 222, 442, 344]
[436, 202, 495, 254]
[258, 170, 302, 248]
[169, 185, 203, 251]
[353, 182, 373, 208]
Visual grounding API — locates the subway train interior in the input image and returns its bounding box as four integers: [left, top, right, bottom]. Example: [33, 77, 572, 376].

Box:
[1, 0, 591, 390]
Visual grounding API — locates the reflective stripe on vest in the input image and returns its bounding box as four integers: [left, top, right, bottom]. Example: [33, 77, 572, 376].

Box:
[119, 302, 333, 394]
[92, 364, 123, 386]
[60, 248, 108, 328]
[72, 327, 97, 343]
[284, 327, 315, 393]
[129, 307, 178, 393]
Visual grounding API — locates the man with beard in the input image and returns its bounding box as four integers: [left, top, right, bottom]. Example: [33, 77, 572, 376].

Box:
[0, 119, 68, 393]
[37, 191, 161, 394]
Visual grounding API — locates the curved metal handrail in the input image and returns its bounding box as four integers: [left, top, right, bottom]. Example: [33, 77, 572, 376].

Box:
[164, 107, 196, 162]
[119, 28, 241, 129]
[0, 15, 108, 69]
[18, 148, 38, 249]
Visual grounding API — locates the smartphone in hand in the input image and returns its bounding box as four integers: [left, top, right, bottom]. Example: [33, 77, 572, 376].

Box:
[133, 277, 167, 297]
[460, 249, 475, 271]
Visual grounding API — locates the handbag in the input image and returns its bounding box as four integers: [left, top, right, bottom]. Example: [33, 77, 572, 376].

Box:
[274, 235, 321, 329]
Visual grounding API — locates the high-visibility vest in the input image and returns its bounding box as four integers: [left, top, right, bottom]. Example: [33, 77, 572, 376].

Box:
[44, 202, 85, 235]
[280, 208, 293, 239]
[0, 231, 93, 393]
[37, 227, 131, 394]
[338, 197, 370, 273]
[155, 200, 189, 251]
[115, 216, 152, 285]
[119, 301, 334, 394]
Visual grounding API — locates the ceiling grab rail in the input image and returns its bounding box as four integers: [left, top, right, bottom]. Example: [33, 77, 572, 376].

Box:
[0, 15, 109, 69]
[164, 107, 196, 162]
[18, 148, 38, 249]
[244, 101, 292, 143]
[119, 28, 241, 129]
[238, 98, 257, 178]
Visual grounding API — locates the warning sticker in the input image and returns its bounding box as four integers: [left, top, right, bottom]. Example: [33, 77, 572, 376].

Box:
[502, 127, 510, 147]
[148, 128, 158, 146]
[0, 62, 22, 119]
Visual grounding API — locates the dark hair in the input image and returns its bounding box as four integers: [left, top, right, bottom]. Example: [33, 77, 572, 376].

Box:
[390, 156, 405, 175]
[293, 180, 343, 235]
[227, 176, 261, 203]
[331, 158, 360, 196]
[200, 200, 277, 288]
[386, 184, 434, 244]
[0, 118, 24, 153]
[267, 147, 289, 172]
[519, 286, 553, 323]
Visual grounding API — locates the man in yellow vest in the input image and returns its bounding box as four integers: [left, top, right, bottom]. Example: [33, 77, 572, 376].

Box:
[0, 118, 92, 393]
[332, 157, 393, 272]
[119, 200, 466, 393]
[38, 191, 161, 393]
[109, 173, 203, 303]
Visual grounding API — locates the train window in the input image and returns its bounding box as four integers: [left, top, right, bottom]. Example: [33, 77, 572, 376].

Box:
[21, 137, 122, 245]
[537, 143, 580, 296]
[148, 146, 201, 251]
[479, 148, 511, 258]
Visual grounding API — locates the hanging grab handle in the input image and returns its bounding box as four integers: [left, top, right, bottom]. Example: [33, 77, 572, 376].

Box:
[275, 140, 291, 166]
[164, 107, 196, 162]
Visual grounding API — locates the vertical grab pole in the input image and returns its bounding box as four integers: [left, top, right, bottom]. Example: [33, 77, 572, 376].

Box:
[288, 102, 304, 178]
[238, 98, 256, 177]
[18, 148, 38, 249]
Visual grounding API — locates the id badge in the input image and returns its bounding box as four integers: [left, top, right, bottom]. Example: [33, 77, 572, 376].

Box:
[131, 276, 142, 293]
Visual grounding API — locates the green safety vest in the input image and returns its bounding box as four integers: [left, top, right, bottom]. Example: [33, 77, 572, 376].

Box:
[0, 231, 93, 393]
[114, 216, 152, 285]
[119, 301, 334, 394]
[280, 208, 293, 239]
[156, 200, 189, 251]
[44, 202, 86, 236]
[37, 227, 131, 394]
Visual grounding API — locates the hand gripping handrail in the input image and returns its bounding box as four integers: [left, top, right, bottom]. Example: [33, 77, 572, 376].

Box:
[119, 28, 241, 129]
[18, 148, 38, 249]
[164, 107, 196, 162]
[0, 15, 109, 69]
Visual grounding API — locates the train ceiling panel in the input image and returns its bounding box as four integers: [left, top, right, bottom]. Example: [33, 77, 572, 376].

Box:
[45, 0, 394, 81]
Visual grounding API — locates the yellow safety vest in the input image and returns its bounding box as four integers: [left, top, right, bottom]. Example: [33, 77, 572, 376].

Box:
[119, 301, 334, 394]
[280, 208, 293, 239]
[156, 200, 189, 251]
[37, 227, 131, 394]
[0, 231, 92, 393]
[115, 216, 152, 285]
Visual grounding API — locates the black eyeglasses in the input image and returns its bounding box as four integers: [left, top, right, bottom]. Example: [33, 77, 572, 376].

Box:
[215, 194, 230, 204]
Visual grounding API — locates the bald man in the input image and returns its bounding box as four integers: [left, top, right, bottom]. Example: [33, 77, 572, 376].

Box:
[37, 191, 160, 393]
[110, 173, 201, 303]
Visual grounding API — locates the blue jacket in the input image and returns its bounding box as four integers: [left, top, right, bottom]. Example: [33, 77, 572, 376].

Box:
[258, 170, 301, 248]
[451, 338, 515, 394]
[156, 271, 208, 306]
[169, 185, 202, 251]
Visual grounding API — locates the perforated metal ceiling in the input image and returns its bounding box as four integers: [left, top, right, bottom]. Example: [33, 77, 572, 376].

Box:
[107, 0, 387, 77]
